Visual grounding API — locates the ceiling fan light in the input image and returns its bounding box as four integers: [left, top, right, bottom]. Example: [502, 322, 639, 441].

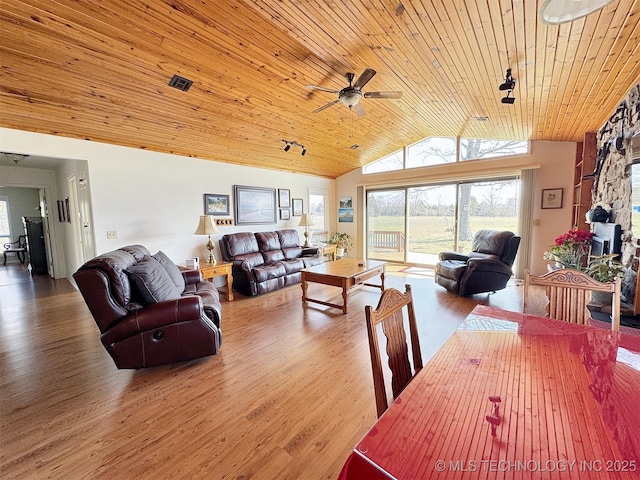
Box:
[539, 0, 614, 24]
[339, 89, 363, 107]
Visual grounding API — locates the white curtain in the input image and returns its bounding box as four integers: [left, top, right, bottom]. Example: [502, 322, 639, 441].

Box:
[516, 169, 536, 279]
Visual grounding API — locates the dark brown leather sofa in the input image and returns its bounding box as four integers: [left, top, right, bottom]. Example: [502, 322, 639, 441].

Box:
[219, 229, 324, 296]
[73, 245, 222, 369]
[435, 230, 520, 296]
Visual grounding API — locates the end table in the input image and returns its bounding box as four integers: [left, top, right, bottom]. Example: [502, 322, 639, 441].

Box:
[199, 261, 234, 301]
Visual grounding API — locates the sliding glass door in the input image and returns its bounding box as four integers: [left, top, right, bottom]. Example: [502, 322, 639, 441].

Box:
[406, 184, 457, 265]
[366, 178, 520, 265]
[367, 189, 406, 263]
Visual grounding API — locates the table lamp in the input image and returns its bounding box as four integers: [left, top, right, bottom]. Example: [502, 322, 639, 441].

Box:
[298, 214, 314, 247]
[194, 215, 220, 264]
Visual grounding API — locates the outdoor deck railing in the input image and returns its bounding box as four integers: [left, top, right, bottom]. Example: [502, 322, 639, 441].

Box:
[368, 230, 405, 251]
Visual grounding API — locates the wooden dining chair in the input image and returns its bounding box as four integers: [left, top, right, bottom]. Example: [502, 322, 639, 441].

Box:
[523, 269, 621, 331]
[365, 284, 423, 417]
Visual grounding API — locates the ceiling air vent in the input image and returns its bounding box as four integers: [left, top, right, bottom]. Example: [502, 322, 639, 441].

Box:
[168, 74, 193, 92]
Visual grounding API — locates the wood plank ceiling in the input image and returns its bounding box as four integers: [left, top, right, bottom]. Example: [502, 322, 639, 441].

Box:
[1, 1, 639, 178]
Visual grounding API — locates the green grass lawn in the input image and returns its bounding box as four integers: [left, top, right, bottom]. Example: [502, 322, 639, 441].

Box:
[368, 215, 518, 255]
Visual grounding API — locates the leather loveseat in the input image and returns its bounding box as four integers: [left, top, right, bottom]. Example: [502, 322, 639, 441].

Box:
[435, 230, 520, 296]
[219, 229, 324, 296]
[73, 245, 222, 369]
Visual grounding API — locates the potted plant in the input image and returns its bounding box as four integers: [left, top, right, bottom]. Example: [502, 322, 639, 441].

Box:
[585, 253, 624, 304]
[327, 232, 353, 257]
[586, 253, 624, 283]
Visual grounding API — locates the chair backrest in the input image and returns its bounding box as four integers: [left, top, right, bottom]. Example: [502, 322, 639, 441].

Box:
[365, 284, 423, 417]
[470, 230, 520, 266]
[523, 269, 621, 331]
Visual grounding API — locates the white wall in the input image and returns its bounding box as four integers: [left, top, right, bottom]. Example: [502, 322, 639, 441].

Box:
[0, 127, 334, 282]
[1, 126, 576, 279]
[336, 140, 576, 275]
[0, 186, 41, 240]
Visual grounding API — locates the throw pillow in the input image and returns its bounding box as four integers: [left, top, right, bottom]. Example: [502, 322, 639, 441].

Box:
[127, 256, 183, 304]
[153, 250, 186, 292]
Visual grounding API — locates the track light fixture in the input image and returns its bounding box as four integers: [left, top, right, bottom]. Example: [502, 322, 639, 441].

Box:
[282, 140, 307, 156]
[499, 69, 516, 104]
[499, 69, 516, 91]
[501, 91, 515, 104]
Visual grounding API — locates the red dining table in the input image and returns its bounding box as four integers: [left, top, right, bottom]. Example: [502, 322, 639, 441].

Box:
[339, 305, 640, 479]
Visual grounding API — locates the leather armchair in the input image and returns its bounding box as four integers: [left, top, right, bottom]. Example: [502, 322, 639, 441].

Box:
[73, 245, 222, 369]
[435, 230, 520, 296]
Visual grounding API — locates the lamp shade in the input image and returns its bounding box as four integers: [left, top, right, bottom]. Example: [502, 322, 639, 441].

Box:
[194, 215, 219, 235]
[298, 214, 314, 227]
[539, 0, 614, 24]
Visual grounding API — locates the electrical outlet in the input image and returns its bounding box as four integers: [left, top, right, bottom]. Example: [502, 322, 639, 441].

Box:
[106, 230, 118, 239]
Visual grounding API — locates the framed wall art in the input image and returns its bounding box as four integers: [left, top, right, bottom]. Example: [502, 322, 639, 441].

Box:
[234, 185, 277, 225]
[278, 188, 291, 208]
[57, 200, 66, 222]
[204, 193, 230, 215]
[541, 188, 563, 209]
[280, 209, 291, 220]
[292, 198, 303, 216]
[338, 208, 354, 223]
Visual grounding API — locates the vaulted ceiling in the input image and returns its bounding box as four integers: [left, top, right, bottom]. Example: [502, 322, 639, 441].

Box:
[1, 1, 639, 178]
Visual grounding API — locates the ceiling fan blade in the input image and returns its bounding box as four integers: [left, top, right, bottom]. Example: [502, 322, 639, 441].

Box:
[364, 91, 402, 99]
[353, 68, 376, 90]
[351, 103, 366, 117]
[306, 84, 340, 94]
[312, 99, 340, 114]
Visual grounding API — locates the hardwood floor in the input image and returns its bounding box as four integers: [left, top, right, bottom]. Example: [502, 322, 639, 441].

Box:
[0, 263, 523, 479]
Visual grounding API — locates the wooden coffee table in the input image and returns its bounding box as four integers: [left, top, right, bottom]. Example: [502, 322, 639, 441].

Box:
[301, 258, 386, 314]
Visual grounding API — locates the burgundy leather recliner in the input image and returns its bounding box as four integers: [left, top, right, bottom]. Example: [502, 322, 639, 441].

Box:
[435, 230, 520, 296]
[73, 245, 222, 369]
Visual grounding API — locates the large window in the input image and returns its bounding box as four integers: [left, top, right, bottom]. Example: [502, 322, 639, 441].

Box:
[308, 190, 328, 240]
[460, 139, 528, 161]
[362, 150, 403, 174]
[366, 178, 520, 266]
[406, 137, 456, 168]
[0, 196, 11, 246]
[632, 162, 640, 238]
[363, 136, 529, 173]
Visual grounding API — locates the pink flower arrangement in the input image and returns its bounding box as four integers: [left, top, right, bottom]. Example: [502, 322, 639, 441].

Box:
[543, 229, 594, 270]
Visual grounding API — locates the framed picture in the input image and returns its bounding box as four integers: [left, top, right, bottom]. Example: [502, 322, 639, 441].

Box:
[57, 200, 66, 222]
[204, 194, 230, 215]
[280, 209, 291, 220]
[339, 208, 354, 223]
[278, 189, 291, 208]
[65, 197, 71, 223]
[339, 196, 353, 208]
[234, 185, 277, 225]
[541, 188, 563, 209]
[292, 198, 303, 216]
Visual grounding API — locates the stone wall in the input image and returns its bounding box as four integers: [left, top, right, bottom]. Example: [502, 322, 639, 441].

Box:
[593, 82, 640, 305]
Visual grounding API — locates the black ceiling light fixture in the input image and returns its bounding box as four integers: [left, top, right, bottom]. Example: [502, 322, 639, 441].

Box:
[282, 140, 306, 156]
[499, 69, 516, 104]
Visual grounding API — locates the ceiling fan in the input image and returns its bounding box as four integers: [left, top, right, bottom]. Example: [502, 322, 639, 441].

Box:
[306, 68, 402, 117]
